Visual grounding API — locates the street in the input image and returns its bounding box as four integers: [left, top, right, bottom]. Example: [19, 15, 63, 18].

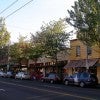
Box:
[0, 77, 100, 100]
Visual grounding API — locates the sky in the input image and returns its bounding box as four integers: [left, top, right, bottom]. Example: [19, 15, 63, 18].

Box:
[0, 0, 76, 43]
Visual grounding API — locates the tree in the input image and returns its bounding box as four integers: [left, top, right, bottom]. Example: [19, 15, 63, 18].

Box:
[28, 44, 44, 63]
[0, 17, 10, 47]
[66, 0, 100, 46]
[9, 35, 31, 67]
[31, 19, 69, 63]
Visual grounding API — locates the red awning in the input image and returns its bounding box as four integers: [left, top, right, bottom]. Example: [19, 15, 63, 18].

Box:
[64, 58, 98, 69]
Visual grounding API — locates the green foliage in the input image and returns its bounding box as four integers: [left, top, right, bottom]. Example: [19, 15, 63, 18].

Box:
[67, 0, 100, 46]
[28, 44, 44, 62]
[0, 17, 10, 47]
[31, 19, 69, 61]
[9, 36, 31, 62]
[9, 43, 22, 60]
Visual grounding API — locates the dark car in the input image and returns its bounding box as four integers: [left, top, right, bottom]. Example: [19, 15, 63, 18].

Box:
[63, 72, 98, 87]
[41, 72, 61, 84]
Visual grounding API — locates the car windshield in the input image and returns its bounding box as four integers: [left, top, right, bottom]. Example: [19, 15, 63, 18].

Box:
[80, 72, 89, 78]
[71, 73, 81, 78]
[48, 74, 55, 78]
[18, 72, 24, 75]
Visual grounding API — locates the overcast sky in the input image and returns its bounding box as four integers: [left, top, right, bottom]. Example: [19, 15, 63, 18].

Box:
[0, 0, 76, 43]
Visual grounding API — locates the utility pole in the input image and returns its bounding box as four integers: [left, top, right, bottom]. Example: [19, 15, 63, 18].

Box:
[86, 45, 89, 70]
[7, 41, 10, 71]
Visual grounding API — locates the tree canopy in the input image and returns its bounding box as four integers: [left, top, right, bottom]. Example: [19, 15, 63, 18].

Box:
[31, 19, 69, 61]
[0, 17, 10, 47]
[67, 0, 100, 46]
[9, 35, 30, 63]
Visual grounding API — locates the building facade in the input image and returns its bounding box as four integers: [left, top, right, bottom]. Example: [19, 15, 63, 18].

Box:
[28, 50, 68, 79]
[64, 39, 100, 83]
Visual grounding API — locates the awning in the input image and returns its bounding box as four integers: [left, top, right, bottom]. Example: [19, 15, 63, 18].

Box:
[64, 58, 98, 69]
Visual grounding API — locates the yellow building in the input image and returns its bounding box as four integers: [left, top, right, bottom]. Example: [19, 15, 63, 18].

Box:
[64, 39, 100, 83]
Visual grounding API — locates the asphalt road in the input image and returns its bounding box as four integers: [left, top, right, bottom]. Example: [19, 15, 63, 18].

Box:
[0, 77, 100, 100]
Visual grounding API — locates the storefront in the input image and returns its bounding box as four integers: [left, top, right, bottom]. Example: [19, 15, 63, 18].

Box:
[29, 60, 67, 79]
[64, 58, 100, 83]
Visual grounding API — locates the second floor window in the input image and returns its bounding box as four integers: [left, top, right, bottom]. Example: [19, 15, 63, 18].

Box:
[87, 46, 92, 55]
[76, 46, 80, 56]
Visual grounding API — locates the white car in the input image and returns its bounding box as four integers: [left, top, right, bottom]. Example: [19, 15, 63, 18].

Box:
[15, 72, 30, 79]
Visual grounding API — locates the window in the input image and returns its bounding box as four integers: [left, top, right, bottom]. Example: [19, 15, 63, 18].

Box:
[87, 46, 92, 55]
[76, 46, 81, 56]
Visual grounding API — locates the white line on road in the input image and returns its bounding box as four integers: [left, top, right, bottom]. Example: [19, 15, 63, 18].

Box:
[0, 89, 6, 92]
[27, 94, 56, 99]
[42, 84, 62, 89]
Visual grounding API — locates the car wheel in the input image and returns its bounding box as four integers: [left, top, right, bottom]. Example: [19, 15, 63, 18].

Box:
[80, 82, 85, 87]
[50, 80, 54, 84]
[41, 79, 44, 82]
[65, 80, 69, 85]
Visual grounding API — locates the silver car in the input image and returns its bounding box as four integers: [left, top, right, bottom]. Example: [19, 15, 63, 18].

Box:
[15, 72, 30, 80]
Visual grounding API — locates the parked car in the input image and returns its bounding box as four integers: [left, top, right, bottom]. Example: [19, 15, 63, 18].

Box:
[41, 72, 61, 84]
[15, 72, 30, 80]
[63, 72, 98, 87]
[0, 71, 6, 77]
[30, 72, 43, 80]
[6, 71, 13, 78]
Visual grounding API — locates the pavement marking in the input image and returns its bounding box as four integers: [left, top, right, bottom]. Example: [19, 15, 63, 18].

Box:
[0, 81, 96, 100]
[12, 80, 21, 83]
[27, 94, 56, 99]
[42, 84, 62, 89]
[0, 89, 6, 92]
